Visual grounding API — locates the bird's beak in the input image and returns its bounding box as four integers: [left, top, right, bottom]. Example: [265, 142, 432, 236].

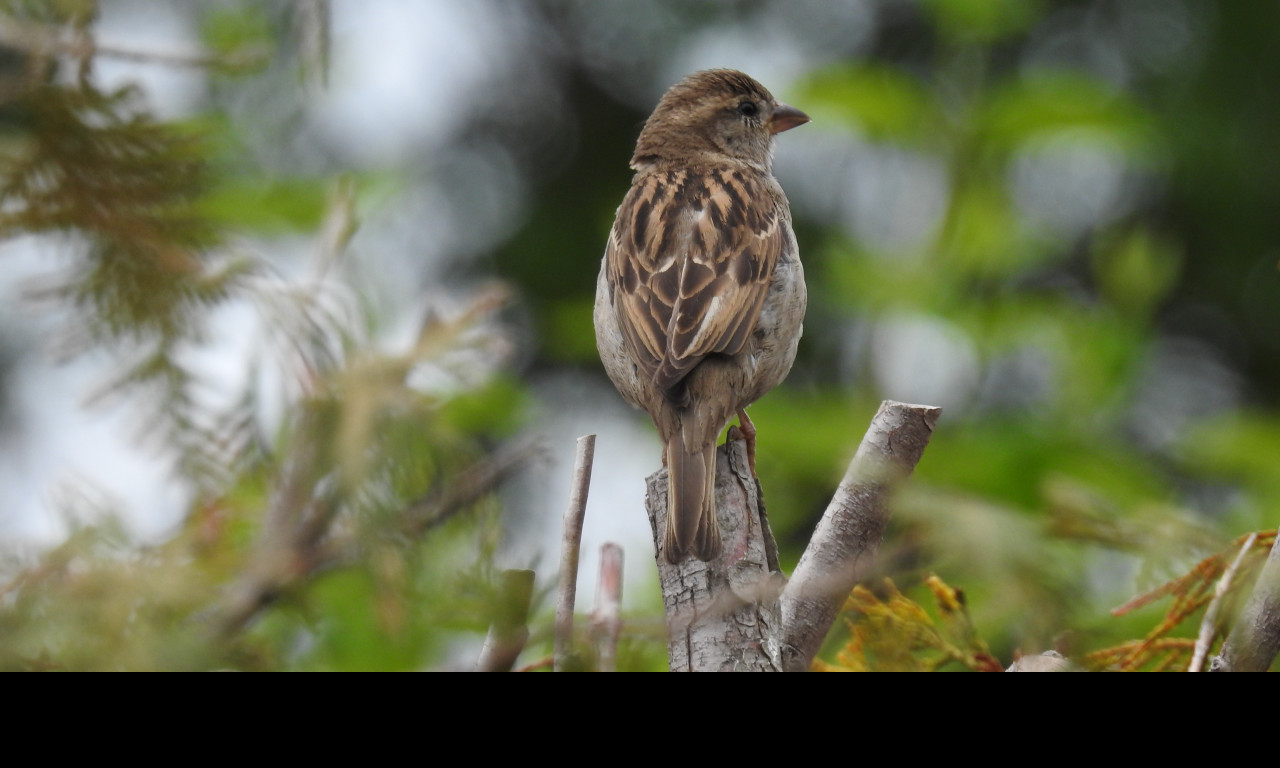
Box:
[770, 102, 810, 134]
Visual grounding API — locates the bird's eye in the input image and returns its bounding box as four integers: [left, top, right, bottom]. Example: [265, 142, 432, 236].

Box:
[736, 101, 760, 118]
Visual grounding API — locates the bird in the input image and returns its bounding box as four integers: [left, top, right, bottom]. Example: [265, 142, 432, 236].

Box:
[594, 69, 809, 563]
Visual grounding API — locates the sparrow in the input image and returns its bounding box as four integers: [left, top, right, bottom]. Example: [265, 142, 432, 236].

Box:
[593, 69, 809, 563]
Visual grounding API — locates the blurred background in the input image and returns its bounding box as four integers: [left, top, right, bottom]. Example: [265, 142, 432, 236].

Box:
[0, 0, 1277, 670]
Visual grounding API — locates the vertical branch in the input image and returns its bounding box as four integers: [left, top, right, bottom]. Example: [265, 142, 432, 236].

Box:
[646, 437, 786, 672]
[554, 435, 596, 671]
[779, 401, 941, 672]
[591, 543, 625, 673]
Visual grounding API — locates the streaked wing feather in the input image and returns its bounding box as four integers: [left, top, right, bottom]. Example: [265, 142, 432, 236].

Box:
[607, 167, 783, 400]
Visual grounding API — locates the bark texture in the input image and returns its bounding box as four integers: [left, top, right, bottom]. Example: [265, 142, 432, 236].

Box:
[1213, 534, 1280, 672]
[645, 400, 940, 672]
[646, 437, 786, 671]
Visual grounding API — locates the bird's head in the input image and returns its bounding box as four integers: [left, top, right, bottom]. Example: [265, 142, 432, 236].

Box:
[632, 69, 810, 171]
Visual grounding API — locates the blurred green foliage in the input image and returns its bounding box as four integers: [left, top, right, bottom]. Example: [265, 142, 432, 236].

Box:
[0, 0, 532, 671]
[0, 0, 1277, 670]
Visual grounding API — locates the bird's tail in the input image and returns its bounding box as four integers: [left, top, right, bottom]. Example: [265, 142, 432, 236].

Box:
[664, 433, 721, 563]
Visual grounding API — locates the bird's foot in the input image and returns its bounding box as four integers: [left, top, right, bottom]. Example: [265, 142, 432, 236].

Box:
[734, 408, 758, 476]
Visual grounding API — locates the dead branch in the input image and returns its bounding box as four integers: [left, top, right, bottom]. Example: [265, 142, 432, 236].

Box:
[646, 433, 786, 671]
[779, 401, 941, 670]
[1213, 532, 1280, 672]
[554, 434, 596, 671]
[644, 400, 940, 672]
[591, 543, 625, 672]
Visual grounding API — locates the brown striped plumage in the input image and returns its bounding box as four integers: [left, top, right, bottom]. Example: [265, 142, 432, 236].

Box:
[594, 70, 809, 562]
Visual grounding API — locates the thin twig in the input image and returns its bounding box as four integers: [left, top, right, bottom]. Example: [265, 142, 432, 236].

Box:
[554, 435, 596, 671]
[88, 41, 271, 69]
[1189, 533, 1256, 671]
[590, 543, 624, 672]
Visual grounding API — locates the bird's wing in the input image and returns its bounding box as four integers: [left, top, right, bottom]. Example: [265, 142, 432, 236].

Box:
[605, 167, 784, 404]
